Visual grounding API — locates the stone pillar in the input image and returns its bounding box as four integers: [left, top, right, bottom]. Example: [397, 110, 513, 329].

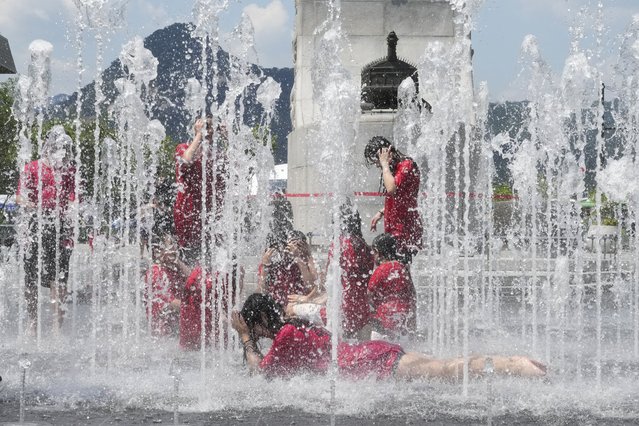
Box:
[289, 0, 470, 244]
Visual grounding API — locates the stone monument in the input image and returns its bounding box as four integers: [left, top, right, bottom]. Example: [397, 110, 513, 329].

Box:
[287, 0, 473, 244]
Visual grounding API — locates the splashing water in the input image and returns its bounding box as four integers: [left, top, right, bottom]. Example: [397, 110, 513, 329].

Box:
[73, 0, 128, 31]
[3, 0, 639, 423]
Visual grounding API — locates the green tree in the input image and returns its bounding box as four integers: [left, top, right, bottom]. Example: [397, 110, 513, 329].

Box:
[0, 79, 18, 196]
[157, 135, 177, 183]
[251, 125, 277, 153]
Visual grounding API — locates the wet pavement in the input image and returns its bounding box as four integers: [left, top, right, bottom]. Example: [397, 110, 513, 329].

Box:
[2, 400, 639, 426]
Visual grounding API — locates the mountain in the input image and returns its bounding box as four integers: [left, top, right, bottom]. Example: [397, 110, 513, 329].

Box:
[50, 23, 293, 165]
[487, 100, 622, 191]
[49, 93, 71, 105]
[47, 23, 622, 178]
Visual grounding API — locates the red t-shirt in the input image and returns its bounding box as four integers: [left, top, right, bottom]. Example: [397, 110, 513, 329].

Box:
[327, 236, 374, 335]
[259, 254, 313, 307]
[384, 158, 422, 252]
[179, 265, 237, 350]
[144, 265, 182, 336]
[17, 160, 75, 215]
[368, 261, 417, 336]
[173, 143, 226, 249]
[259, 323, 403, 379]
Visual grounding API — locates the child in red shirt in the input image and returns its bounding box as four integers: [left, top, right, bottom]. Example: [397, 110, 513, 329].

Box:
[286, 202, 374, 339]
[174, 118, 227, 261]
[179, 263, 242, 350]
[231, 294, 546, 381]
[17, 125, 76, 332]
[368, 233, 417, 340]
[365, 136, 423, 263]
[258, 231, 317, 308]
[143, 234, 186, 336]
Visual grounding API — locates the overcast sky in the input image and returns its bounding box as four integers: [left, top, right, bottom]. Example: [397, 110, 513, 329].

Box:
[0, 0, 637, 100]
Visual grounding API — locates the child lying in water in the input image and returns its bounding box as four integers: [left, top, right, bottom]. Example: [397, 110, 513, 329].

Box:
[231, 293, 546, 381]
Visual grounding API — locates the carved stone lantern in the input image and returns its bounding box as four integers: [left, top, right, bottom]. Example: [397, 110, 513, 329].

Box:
[360, 31, 418, 110]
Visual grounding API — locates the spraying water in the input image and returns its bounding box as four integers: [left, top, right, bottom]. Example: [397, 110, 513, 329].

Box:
[2, 0, 639, 423]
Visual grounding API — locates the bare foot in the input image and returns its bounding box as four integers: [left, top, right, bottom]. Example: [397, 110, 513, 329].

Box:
[25, 319, 36, 337]
[50, 285, 68, 332]
[57, 304, 66, 328]
[511, 356, 546, 377]
[53, 303, 67, 335]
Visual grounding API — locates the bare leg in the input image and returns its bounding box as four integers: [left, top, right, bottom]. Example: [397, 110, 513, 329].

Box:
[24, 282, 37, 336]
[396, 352, 546, 381]
[50, 283, 60, 334]
[50, 282, 67, 333]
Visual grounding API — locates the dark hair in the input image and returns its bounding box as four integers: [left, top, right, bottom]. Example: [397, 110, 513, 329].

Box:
[270, 196, 294, 237]
[339, 200, 362, 237]
[420, 98, 433, 114]
[151, 206, 175, 237]
[150, 233, 177, 261]
[364, 136, 393, 166]
[205, 114, 216, 127]
[364, 136, 416, 193]
[241, 293, 284, 335]
[155, 178, 175, 209]
[287, 229, 307, 243]
[371, 233, 399, 262]
[266, 231, 286, 249]
[151, 231, 168, 248]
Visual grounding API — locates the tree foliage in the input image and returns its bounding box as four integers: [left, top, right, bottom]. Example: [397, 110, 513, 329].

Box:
[0, 79, 18, 195]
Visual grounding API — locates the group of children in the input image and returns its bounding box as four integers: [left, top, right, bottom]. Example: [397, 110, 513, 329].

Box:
[143, 231, 240, 350]
[144, 200, 417, 350]
[18, 120, 546, 381]
[270, 206, 418, 343]
[149, 122, 545, 381]
[227, 206, 545, 381]
[143, 120, 423, 352]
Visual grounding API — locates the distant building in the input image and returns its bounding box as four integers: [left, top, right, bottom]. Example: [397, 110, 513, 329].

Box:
[0, 194, 17, 247]
[0, 194, 18, 213]
[0, 34, 16, 74]
[250, 164, 288, 195]
[269, 164, 288, 194]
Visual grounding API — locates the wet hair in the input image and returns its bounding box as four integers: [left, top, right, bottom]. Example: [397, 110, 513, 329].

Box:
[364, 135, 416, 193]
[152, 212, 174, 238]
[269, 195, 294, 237]
[364, 136, 393, 166]
[151, 232, 177, 253]
[339, 200, 362, 237]
[420, 98, 433, 114]
[151, 178, 175, 237]
[42, 125, 73, 161]
[371, 233, 399, 262]
[287, 229, 307, 243]
[155, 178, 175, 210]
[266, 231, 287, 249]
[150, 230, 167, 248]
[241, 293, 285, 335]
